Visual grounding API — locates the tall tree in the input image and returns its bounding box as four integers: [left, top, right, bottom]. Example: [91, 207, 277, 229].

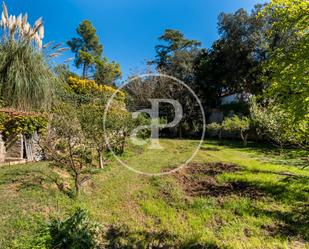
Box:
[216, 7, 264, 94]
[261, 0, 309, 122]
[67, 20, 103, 78]
[138, 30, 204, 137]
[193, 3, 286, 117]
[151, 29, 201, 77]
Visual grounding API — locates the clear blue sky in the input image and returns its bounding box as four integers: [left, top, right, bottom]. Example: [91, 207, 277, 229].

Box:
[7, 0, 265, 79]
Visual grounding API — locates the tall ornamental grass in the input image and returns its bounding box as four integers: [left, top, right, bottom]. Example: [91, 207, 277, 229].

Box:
[0, 41, 53, 111]
[0, 2, 55, 111]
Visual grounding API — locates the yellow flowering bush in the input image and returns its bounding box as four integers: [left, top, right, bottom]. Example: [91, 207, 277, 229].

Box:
[67, 76, 125, 100]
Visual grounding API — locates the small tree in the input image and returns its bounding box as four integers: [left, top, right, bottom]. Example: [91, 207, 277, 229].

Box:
[206, 122, 223, 144]
[41, 104, 94, 197]
[250, 102, 295, 151]
[79, 101, 108, 169]
[104, 105, 133, 155]
[94, 58, 122, 86]
[222, 116, 251, 146]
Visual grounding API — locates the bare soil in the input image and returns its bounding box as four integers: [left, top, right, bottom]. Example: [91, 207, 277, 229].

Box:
[173, 162, 265, 199]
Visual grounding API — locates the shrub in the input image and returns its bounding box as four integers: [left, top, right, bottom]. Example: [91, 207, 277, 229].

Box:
[47, 208, 103, 249]
[206, 122, 223, 142]
[67, 76, 125, 101]
[250, 101, 308, 150]
[2, 114, 48, 139]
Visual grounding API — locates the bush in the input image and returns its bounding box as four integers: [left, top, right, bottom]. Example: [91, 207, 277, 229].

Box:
[250, 101, 309, 150]
[47, 208, 103, 249]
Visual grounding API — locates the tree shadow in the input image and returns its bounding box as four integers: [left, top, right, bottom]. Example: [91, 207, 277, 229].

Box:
[257, 204, 309, 241]
[214, 140, 309, 168]
[172, 162, 309, 241]
[105, 225, 225, 249]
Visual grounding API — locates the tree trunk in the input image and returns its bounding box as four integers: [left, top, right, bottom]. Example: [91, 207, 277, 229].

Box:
[74, 174, 81, 197]
[218, 129, 223, 145]
[244, 134, 248, 147]
[82, 63, 88, 78]
[120, 133, 126, 155]
[279, 143, 284, 155]
[241, 131, 248, 146]
[98, 150, 104, 169]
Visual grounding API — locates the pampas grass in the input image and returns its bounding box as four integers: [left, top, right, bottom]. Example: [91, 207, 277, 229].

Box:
[0, 41, 54, 111]
[0, 2, 74, 111]
[0, 2, 44, 49]
[0, 2, 69, 60]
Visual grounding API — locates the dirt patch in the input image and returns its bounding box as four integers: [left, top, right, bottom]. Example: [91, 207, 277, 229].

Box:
[173, 162, 265, 199]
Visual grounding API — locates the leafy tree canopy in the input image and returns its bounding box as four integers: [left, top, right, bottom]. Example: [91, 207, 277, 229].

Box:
[150, 29, 201, 73]
[261, 0, 309, 122]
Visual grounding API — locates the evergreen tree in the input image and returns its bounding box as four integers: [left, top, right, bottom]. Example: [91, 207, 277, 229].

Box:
[67, 20, 103, 78]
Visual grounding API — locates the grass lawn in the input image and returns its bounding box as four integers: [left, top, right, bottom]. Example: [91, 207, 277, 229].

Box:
[0, 139, 308, 248]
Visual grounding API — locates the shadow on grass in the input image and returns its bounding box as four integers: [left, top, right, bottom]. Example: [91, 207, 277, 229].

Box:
[257, 204, 309, 241]
[172, 162, 309, 241]
[105, 225, 225, 249]
[208, 139, 309, 169]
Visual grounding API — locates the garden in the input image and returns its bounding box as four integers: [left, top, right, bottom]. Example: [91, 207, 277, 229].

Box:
[0, 0, 308, 248]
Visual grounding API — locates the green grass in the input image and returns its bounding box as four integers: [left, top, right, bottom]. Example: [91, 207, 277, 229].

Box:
[0, 139, 308, 248]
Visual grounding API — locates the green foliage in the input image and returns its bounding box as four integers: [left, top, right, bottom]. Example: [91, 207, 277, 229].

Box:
[207, 116, 251, 146]
[206, 122, 223, 132]
[0, 112, 7, 132]
[145, 30, 204, 137]
[67, 20, 103, 78]
[67, 20, 122, 86]
[261, 0, 309, 122]
[79, 101, 109, 169]
[0, 41, 54, 111]
[0, 112, 48, 139]
[222, 116, 251, 146]
[222, 116, 250, 133]
[250, 101, 308, 149]
[2, 115, 48, 139]
[94, 58, 122, 86]
[42, 103, 94, 196]
[195, 5, 271, 101]
[104, 104, 133, 155]
[151, 29, 201, 70]
[47, 208, 103, 249]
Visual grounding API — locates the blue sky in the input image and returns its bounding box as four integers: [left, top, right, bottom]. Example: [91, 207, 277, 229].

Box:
[7, 0, 264, 79]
